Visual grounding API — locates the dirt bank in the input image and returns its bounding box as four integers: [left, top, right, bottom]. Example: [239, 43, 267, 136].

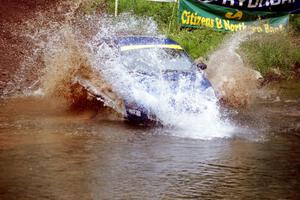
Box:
[0, 0, 88, 96]
[0, 1, 57, 93]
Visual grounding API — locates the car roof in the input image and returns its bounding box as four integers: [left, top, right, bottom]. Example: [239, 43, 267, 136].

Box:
[115, 36, 178, 46]
[113, 36, 183, 52]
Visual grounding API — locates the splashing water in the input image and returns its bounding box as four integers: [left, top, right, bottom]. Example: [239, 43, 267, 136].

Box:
[3, 11, 236, 139]
[85, 18, 235, 139]
[206, 31, 262, 107]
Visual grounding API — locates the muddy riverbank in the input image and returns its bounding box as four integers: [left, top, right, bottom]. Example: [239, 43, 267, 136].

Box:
[0, 0, 93, 96]
[0, 0, 59, 92]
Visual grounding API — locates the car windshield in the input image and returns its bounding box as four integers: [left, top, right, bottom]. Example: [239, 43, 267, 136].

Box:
[120, 48, 193, 73]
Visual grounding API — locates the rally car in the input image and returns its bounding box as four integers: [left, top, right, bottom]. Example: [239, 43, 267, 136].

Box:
[115, 36, 213, 123]
[75, 36, 213, 124]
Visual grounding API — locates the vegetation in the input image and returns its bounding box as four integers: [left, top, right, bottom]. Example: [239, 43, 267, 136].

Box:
[168, 29, 226, 59]
[239, 15, 300, 80]
[107, 0, 175, 30]
[290, 14, 300, 32]
[240, 31, 300, 78]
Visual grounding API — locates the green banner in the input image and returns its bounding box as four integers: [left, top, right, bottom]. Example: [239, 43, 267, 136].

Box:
[179, 0, 290, 33]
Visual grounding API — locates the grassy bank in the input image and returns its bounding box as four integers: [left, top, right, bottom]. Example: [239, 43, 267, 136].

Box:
[240, 15, 300, 80]
[240, 31, 300, 80]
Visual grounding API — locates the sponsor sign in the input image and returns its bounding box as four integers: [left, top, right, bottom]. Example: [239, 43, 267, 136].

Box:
[195, 0, 299, 13]
[179, 0, 290, 32]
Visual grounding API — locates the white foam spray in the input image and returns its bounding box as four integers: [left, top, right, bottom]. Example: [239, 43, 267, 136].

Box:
[6, 11, 236, 139]
[85, 16, 235, 139]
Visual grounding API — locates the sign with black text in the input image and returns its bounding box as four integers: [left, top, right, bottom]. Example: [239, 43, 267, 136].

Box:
[179, 0, 290, 33]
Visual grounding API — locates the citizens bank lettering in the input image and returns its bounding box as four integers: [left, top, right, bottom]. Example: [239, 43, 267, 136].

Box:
[197, 0, 296, 7]
[179, 0, 290, 33]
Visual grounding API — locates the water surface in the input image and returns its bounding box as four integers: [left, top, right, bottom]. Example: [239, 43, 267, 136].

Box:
[0, 97, 299, 200]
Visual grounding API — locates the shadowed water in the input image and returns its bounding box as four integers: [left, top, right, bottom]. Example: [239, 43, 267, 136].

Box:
[0, 95, 299, 200]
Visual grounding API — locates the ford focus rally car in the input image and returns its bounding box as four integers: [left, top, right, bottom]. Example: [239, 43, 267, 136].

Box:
[75, 36, 213, 124]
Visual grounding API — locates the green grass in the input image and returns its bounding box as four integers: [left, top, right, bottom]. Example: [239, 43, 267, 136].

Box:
[169, 29, 226, 59]
[240, 32, 300, 77]
[107, 0, 175, 29]
[240, 15, 300, 79]
[290, 14, 300, 33]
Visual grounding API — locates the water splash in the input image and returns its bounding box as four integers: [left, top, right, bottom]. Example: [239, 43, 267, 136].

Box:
[206, 31, 262, 107]
[2, 9, 235, 139]
[87, 31, 235, 139]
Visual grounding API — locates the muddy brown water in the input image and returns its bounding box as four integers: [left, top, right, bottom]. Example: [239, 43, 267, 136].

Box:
[0, 85, 300, 200]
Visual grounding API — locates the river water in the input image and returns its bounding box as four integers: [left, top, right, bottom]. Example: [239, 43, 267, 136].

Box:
[0, 84, 299, 200]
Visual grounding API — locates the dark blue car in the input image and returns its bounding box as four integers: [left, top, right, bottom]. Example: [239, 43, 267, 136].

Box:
[113, 36, 213, 124]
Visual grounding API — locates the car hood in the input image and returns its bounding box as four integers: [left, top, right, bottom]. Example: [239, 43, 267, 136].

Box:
[135, 70, 211, 90]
